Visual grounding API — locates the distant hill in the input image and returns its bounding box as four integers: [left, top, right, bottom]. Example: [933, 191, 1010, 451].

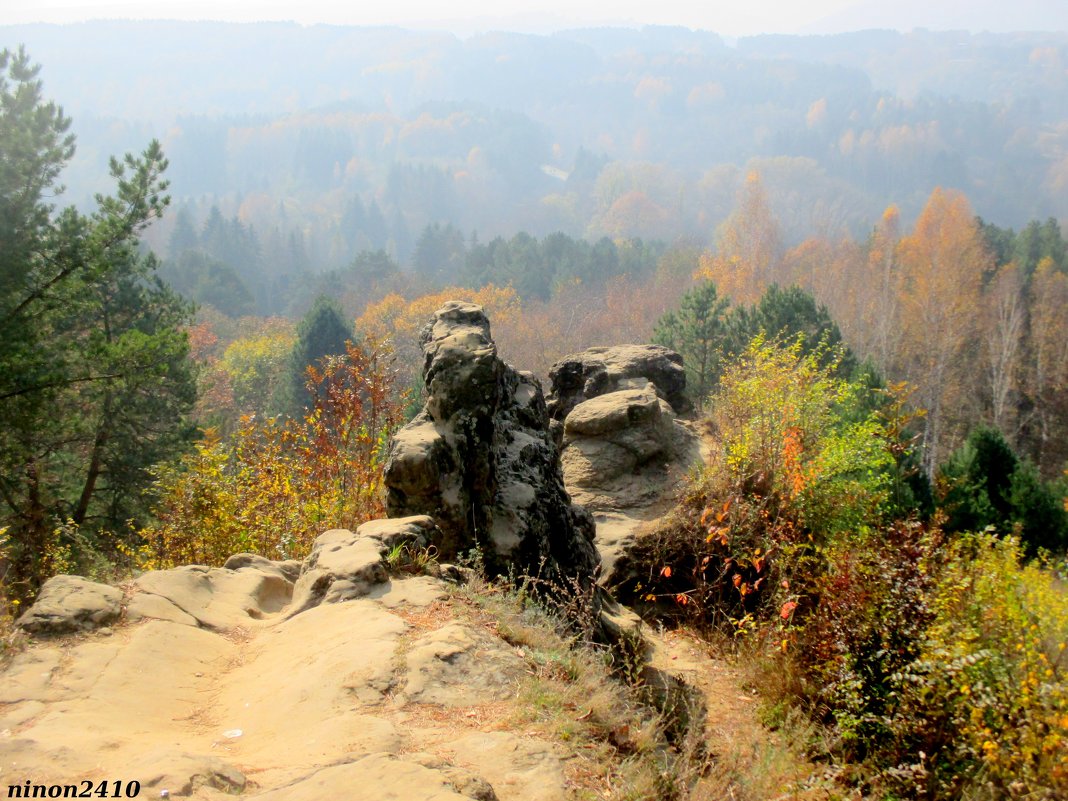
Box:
[2, 20, 1067, 283]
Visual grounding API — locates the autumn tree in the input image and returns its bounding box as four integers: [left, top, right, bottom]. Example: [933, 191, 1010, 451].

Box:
[982, 263, 1026, 440]
[144, 338, 406, 566]
[895, 188, 989, 476]
[696, 171, 783, 305]
[356, 285, 522, 390]
[220, 329, 296, 418]
[1025, 258, 1068, 474]
[862, 206, 904, 375]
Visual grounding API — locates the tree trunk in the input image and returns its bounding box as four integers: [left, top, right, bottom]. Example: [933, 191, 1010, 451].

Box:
[72, 393, 112, 527]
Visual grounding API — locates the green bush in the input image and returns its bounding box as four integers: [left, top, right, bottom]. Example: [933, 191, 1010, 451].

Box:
[939, 426, 1068, 555]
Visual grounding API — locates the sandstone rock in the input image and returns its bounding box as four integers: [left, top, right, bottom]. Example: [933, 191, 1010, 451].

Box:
[446, 732, 566, 801]
[249, 755, 472, 801]
[559, 383, 697, 514]
[367, 575, 449, 608]
[384, 301, 598, 583]
[547, 348, 703, 589]
[223, 553, 302, 583]
[288, 515, 436, 615]
[399, 622, 526, 706]
[125, 591, 198, 627]
[136, 750, 246, 797]
[564, 384, 676, 472]
[16, 575, 123, 636]
[547, 346, 698, 514]
[134, 564, 293, 630]
[546, 344, 689, 427]
[289, 529, 387, 614]
[358, 515, 436, 550]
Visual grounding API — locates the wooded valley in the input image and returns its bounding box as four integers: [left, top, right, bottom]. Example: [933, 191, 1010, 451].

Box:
[2, 23, 1067, 800]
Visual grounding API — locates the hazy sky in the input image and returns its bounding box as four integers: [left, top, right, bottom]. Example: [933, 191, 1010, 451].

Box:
[5, 0, 1064, 36]
[1, 0, 864, 36]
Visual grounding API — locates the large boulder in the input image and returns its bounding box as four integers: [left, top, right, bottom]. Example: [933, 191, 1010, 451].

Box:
[288, 515, 437, 615]
[130, 562, 294, 630]
[546, 344, 690, 430]
[547, 346, 703, 581]
[384, 301, 598, 583]
[560, 383, 681, 505]
[15, 575, 123, 636]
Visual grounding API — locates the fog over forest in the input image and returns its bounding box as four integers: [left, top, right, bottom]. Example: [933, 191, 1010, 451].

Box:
[4, 21, 1068, 314]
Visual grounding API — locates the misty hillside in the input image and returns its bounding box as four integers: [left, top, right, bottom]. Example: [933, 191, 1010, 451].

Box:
[3, 20, 1068, 309]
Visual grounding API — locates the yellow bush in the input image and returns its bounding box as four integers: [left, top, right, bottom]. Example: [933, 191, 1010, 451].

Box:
[887, 534, 1068, 798]
[142, 339, 406, 566]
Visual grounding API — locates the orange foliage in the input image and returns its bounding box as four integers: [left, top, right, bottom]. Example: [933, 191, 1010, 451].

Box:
[695, 171, 782, 304]
[495, 272, 689, 380]
[894, 187, 988, 473]
[143, 339, 406, 566]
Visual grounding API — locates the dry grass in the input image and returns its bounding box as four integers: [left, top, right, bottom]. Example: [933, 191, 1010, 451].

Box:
[451, 576, 689, 801]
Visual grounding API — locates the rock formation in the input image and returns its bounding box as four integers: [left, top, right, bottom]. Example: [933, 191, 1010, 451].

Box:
[545, 343, 690, 435]
[4, 522, 562, 800]
[544, 345, 700, 512]
[14, 574, 123, 635]
[543, 345, 704, 582]
[6, 315, 717, 801]
[384, 301, 598, 582]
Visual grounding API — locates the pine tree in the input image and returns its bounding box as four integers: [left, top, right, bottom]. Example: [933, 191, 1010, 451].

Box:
[0, 49, 196, 600]
[282, 296, 352, 417]
[653, 281, 729, 409]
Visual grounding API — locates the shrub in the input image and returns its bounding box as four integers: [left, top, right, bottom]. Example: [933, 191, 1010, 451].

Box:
[881, 534, 1068, 799]
[142, 338, 405, 566]
[616, 337, 902, 630]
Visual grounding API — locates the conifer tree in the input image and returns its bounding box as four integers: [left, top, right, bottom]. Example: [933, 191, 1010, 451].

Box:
[0, 48, 196, 600]
[282, 296, 352, 416]
[653, 281, 729, 409]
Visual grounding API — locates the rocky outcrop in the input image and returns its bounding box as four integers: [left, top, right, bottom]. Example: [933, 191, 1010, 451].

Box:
[15, 575, 123, 635]
[4, 525, 600, 801]
[288, 515, 437, 615]
[561, 384, 679, 498]
[384, 301, 598, 582]
[546, 344, 690, 433]
[545, 345, 704, 584]
[4, 316, 717, 801]
[547, 347, 700, 512]
[15, 517, 441, 637]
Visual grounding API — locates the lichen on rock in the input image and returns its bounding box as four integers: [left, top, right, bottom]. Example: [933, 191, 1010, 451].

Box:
[384, 301, 598, 584]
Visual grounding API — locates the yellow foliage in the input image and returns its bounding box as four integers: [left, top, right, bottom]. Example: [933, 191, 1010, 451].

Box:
[357, 285, 520, 345]
[695, 171, 782, 305]
[142, 340, 405, 566]
[894, 534, 1068, 797]
[219, 331, 295, 415]
[711, 336, 894, 535]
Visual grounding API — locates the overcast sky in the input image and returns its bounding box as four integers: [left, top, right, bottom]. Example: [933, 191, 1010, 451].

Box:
[0, 0, 877, 36]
